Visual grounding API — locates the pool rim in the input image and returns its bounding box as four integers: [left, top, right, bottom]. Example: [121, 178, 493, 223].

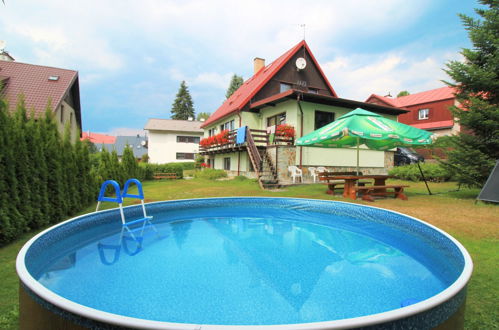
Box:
[16, 197, 473, 330]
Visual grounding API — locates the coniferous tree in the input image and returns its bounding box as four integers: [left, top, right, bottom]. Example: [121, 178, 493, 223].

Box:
[122, 145, 139, 180]
[171, 81, 195, 120]
[0, 97, 24, 244]
[40, 105, 66, 222]
[28, 113, 50, 227]
[226, 74, 244, 99]
[442, 0, 499, 187]
[196, 112, 211, 121]
[110, 149, 123, 183]
[13, 97, 34, 229]
[62, 124, 79, 213]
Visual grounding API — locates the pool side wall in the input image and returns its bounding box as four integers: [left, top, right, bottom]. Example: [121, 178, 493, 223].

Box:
[17, 198, 473, 330]
[19, 282, 467, 330]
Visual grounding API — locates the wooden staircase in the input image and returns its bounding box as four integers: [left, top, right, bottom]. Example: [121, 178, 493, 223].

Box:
[259, 150, 280, 189]
[245, 127, 280, 189]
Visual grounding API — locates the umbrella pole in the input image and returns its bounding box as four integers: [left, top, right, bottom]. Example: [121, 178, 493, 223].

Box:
[356, 137, 360, 176]
[417, 161, 432, 195]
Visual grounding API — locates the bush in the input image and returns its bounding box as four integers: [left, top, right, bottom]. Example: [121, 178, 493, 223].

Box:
[193, 169, 227, 180]
[142, 163, 184, 179]
[389, 163, 453, 182]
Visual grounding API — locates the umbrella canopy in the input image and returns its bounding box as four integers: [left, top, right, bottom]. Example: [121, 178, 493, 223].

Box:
[296, 108, 433, 150]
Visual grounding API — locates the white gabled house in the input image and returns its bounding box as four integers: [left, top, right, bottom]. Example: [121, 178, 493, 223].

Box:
[144, 119, 204, 164]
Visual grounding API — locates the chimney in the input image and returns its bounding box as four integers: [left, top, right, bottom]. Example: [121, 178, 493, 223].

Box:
[253, 57, 265, 74]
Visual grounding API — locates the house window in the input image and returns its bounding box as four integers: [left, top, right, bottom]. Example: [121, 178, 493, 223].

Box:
[418, 108, 429, 120]
[223, 157, 231, 170]
[280, 82, 292, 93]
[176, 153, 195, 160]
[177, 136, 200, 143]
[308, 88, 318, 94]
[220, 120, 235, 131]
[315, 111, 335, 130]
[69, 112, 73, 125]
[208, 128, 216, 137]
[267, 112, 286, 127]
[208, 158, 215, 168]
[60, 105, 64, 123]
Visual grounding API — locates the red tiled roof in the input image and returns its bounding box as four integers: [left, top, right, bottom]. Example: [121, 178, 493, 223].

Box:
[81, 132, 116, 144]
[201, 40, 337, 128]
[366, 86, 456, 108]
[0, 60, 78, 117]
[411, 120, 455, 130]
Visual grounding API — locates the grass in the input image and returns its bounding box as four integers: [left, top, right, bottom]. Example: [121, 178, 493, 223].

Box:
[1, 177, 497, 329]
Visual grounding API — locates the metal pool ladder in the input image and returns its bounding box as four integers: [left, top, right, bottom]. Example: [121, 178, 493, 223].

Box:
[96, 179, 158, 239]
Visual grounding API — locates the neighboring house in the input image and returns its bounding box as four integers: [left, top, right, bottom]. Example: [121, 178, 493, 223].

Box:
[200, 40, 407, 187]
[144, 119, 204, 164]
[0, 59, 82, 140]
[81, 131, 116, 145]
[101, 135, 148, 160]
[365, 86, 459, 137]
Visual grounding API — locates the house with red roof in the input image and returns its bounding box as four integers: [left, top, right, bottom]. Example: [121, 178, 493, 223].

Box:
[366, 86, 459, 137]
[0, 59, 82, 140]
[200, 40, 407, 187]
[81, 131, 116, 145]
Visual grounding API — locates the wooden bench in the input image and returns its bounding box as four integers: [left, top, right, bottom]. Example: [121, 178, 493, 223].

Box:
[153, 172, 178, 180]
[318, 172, 371, 195]
[354, 185, 409, 202]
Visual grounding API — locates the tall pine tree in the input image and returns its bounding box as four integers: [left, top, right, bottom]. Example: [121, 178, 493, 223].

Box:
[225, 74, 244, 99]
[171, 81, 195, 120]
[442, 0, 499, 187]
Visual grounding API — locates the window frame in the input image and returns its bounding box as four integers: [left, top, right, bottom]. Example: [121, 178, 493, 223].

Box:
[280, 82, 292, 93]
[266, 112, 286, 128]
[176, 136, 201, 144]
[418, 108, 430, 120]
[176, 152, 195, 160]
[223, 157, 231, 170]
[314, 110, 335, 130]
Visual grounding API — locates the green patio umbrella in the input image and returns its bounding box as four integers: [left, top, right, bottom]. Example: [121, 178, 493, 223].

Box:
[295, 108, 434, 174]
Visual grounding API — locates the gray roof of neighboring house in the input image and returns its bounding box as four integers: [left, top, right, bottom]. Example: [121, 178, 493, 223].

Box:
[144, 118, 204, 133]
[100, 135, 148, 158]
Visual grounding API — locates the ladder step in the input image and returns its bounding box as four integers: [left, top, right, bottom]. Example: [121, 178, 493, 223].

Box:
[123, 216, 153, 227]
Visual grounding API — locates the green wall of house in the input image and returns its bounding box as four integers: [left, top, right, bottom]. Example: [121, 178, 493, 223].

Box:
[203, 100, 398, 174]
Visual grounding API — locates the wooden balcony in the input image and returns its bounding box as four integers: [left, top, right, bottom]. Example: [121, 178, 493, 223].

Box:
[199, 129, 294, 155]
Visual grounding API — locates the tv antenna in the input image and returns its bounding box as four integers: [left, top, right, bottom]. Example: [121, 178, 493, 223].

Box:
[299, 24, 306, 40]
[0, 40, 5, 51]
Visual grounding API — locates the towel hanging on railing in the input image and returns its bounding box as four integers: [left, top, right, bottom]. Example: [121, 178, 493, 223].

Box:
[236, 126, 247, 144]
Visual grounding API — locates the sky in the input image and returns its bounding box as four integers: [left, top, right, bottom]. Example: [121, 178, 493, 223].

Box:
[0, 0, 481, 136]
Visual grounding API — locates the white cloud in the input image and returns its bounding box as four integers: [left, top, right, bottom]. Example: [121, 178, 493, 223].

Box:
[323, 50, 460, 101]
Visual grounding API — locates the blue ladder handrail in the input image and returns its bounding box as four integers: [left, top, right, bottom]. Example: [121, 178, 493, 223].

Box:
[97, 180, 123, 203]
[122, 178, 145, 199]
[95, 179, 159, 240]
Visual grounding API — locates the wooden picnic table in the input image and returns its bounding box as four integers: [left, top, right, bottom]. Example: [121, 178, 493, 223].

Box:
[319, 174, 408, 201]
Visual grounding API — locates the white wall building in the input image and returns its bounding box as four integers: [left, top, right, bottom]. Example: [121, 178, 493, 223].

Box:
[144, 119, 204, 164]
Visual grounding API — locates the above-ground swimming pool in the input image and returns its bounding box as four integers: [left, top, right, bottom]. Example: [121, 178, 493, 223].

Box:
[17, 197, 472, 329]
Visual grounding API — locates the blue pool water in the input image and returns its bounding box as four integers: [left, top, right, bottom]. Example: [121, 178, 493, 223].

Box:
[27, 198, 463, 326]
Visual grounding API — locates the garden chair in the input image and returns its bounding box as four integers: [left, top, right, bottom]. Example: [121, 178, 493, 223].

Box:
[308, 167, 318, 183]
[288, 166, 303, 184]
[316, 166, 327, 173]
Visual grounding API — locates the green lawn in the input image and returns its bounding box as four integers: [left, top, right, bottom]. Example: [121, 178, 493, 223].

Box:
[1, 177, 497, 329]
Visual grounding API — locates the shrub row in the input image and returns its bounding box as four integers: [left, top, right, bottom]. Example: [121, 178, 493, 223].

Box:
[389, 163, 453, 182]
[0, 100, 95, 246]
[193, 169, 228, 180]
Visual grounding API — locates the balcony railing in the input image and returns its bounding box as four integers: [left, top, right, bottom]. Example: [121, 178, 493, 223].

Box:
[199, 128, 294, 154]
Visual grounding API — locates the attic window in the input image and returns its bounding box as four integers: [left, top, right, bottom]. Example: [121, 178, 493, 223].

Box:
[280, 83, 292, 93]
[48, 75, 59, 81]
